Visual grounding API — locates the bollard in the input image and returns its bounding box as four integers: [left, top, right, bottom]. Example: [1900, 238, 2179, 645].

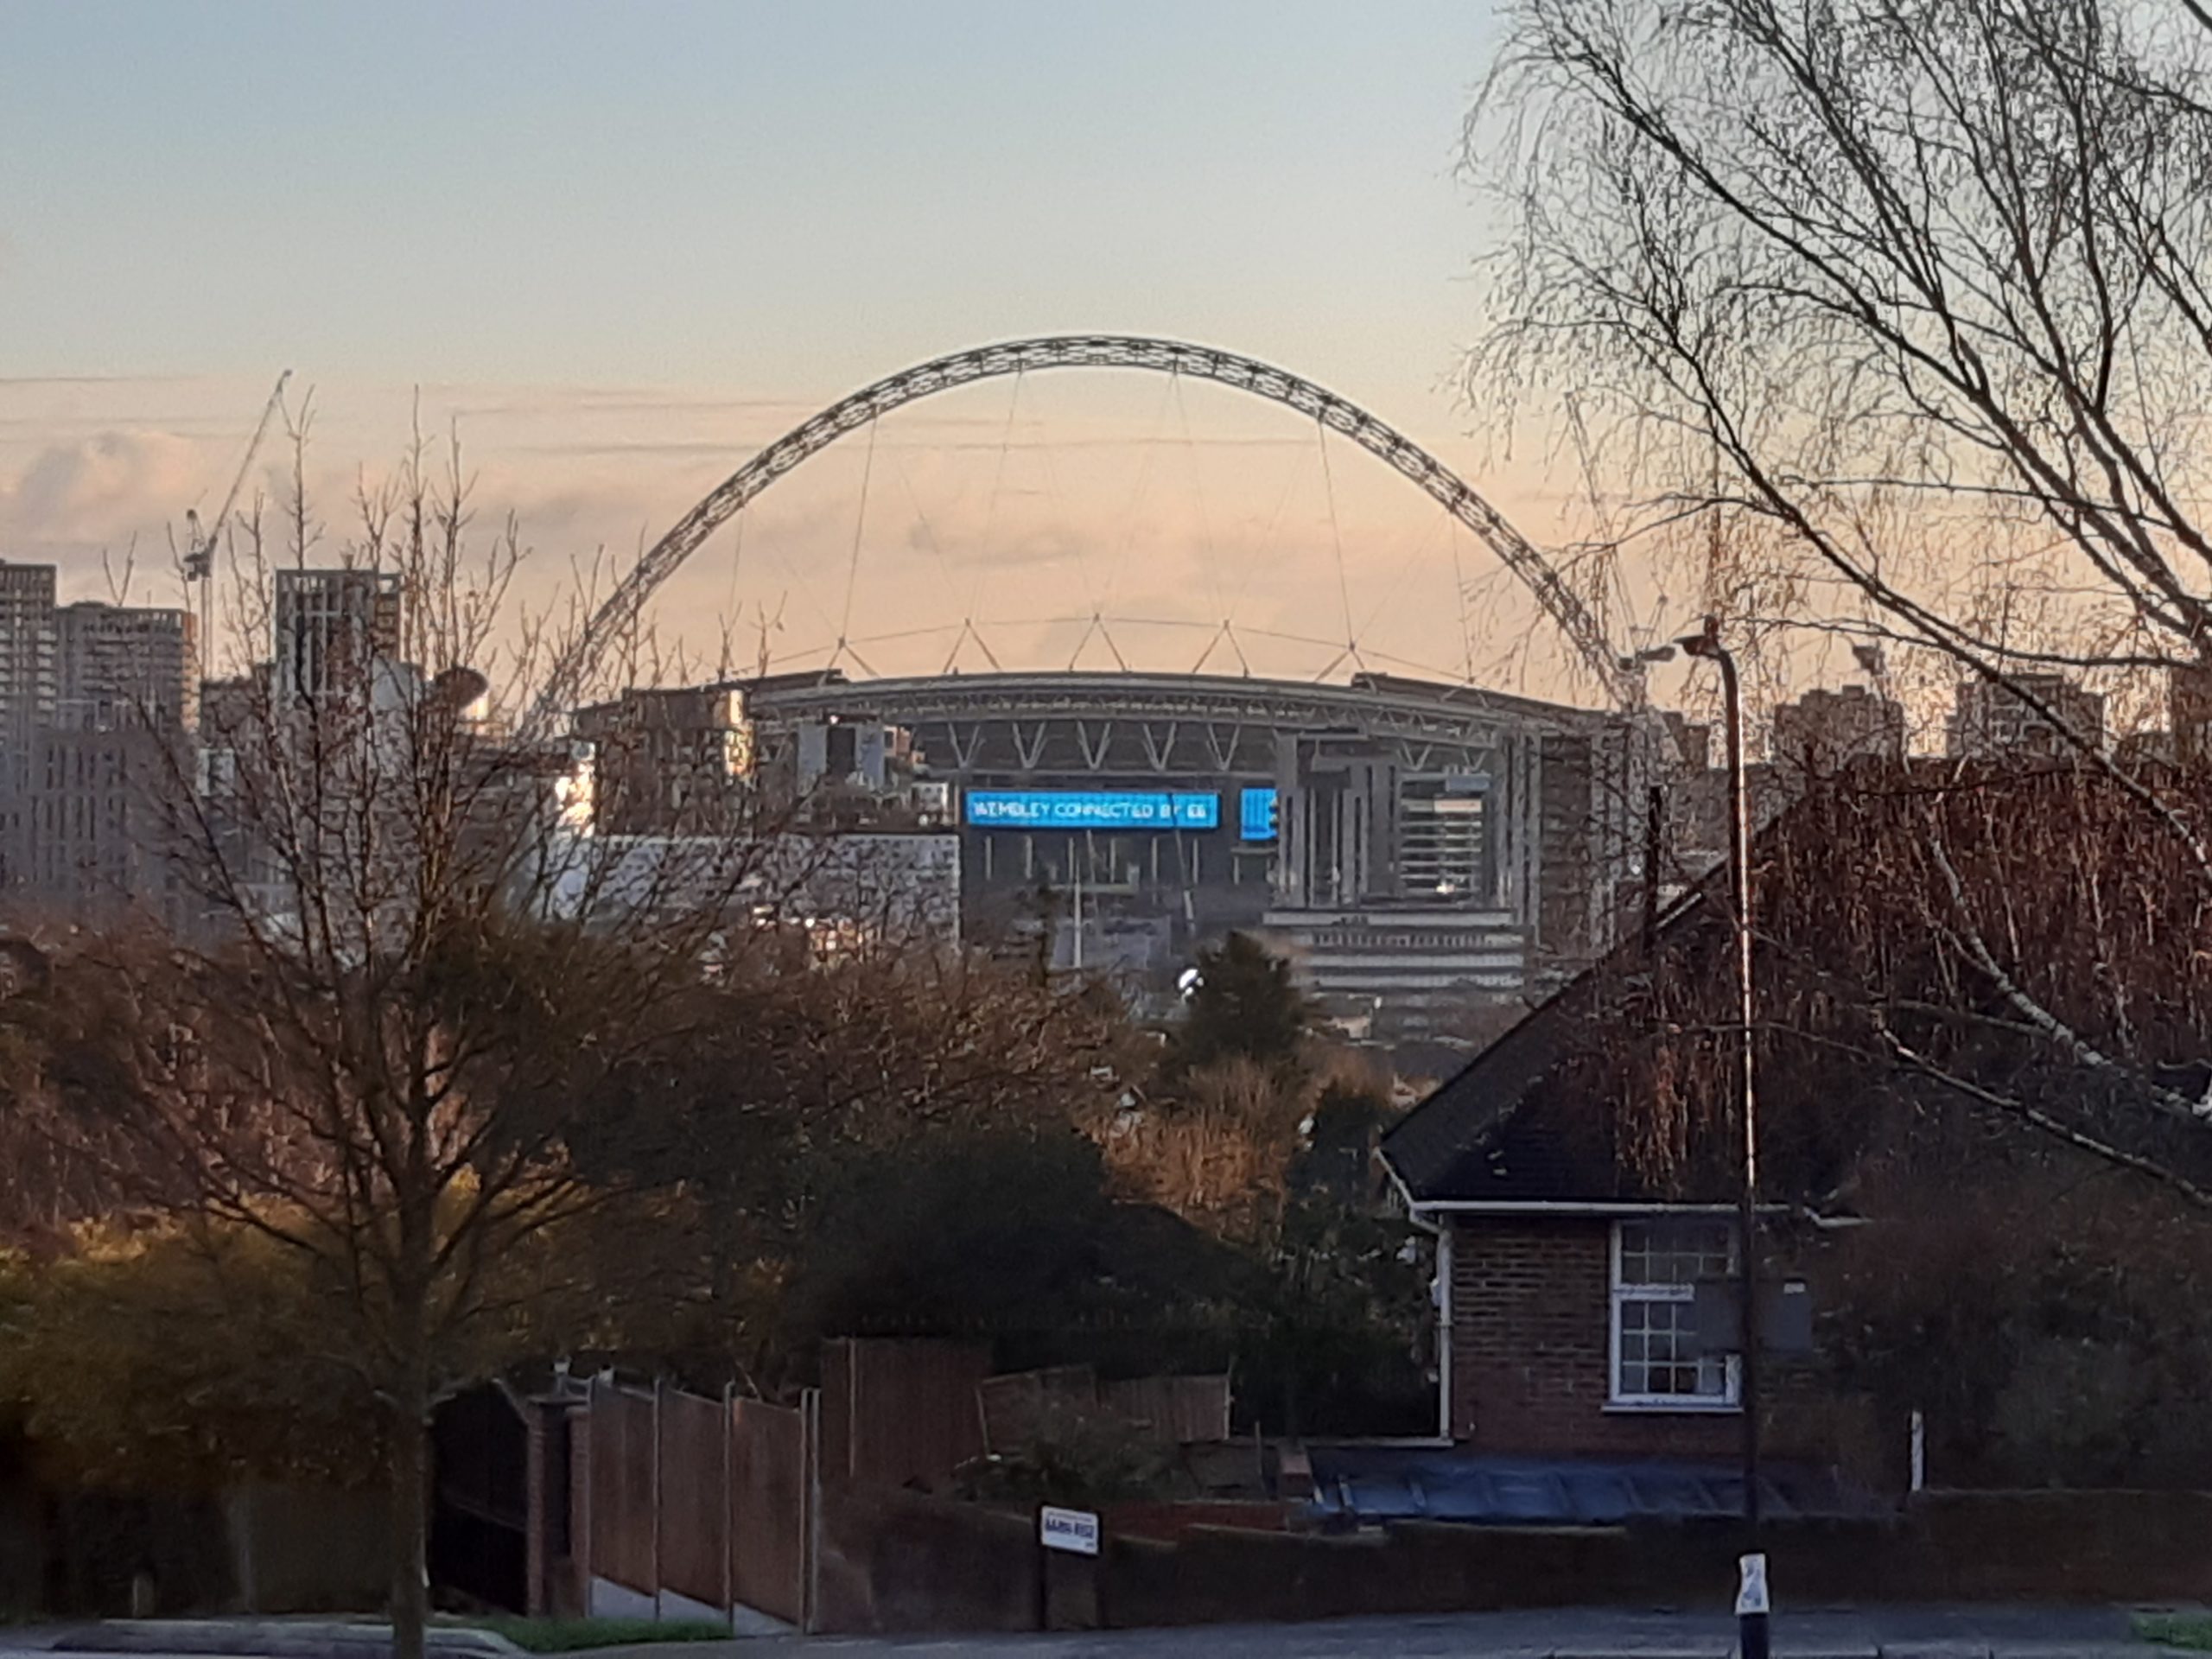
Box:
[1737, 1552, 1770, 1659]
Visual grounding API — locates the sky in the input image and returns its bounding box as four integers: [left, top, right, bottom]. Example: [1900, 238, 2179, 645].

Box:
[0, 2, 1663, 696]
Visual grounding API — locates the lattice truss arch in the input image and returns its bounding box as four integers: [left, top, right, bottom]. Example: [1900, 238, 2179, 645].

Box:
[536, 335, 1636, 728]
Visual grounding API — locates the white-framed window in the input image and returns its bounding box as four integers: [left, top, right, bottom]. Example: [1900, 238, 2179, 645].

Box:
[1610, 1217, 1740, 1409]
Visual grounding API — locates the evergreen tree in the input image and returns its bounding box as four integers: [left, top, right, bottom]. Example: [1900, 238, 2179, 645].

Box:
[1164, 932, 1311, 1084]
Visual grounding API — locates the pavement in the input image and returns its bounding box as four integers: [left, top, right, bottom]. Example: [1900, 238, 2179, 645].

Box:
[0, 1606, 2188, 1659]
[0, 1626, 516, 1659]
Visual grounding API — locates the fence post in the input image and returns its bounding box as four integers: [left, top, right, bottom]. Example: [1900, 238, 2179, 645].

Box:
[579, 1375, 602, 1618]
[801, 1386, 822, 1636]
[651, 1377, 664, 1623]
[721, 1382, 735, 1631]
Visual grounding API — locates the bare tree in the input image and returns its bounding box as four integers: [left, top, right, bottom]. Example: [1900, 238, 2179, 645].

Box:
[1479, 0, 2212, 673]
[3, 424, 793, 1659]
[1473, 0, 2212, 1190]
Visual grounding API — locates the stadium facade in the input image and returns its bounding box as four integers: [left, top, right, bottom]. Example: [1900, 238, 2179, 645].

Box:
[724, 667, 1649, 1045]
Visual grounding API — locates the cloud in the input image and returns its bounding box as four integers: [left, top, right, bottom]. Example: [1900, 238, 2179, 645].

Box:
[0, 373, 202, 389]
[2, 429, 207, 544]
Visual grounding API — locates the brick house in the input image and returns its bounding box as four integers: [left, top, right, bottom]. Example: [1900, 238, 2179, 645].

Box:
[1380, 884, 1874, 1477]
[1378, 752, 2212, 1497]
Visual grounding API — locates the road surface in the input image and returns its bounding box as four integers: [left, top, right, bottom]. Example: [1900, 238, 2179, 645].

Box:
[636, 1605, 2154, 1657]
[0, 1605, 2165, 1659]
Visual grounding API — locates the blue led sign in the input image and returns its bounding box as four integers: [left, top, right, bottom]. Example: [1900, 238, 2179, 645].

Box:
[1239, 786, 1279, 843]
[963, 790, 1220, 830]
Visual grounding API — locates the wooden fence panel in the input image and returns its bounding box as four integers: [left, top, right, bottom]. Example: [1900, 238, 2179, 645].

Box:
[657, 1387, 728, 1607]
[729, 1398, 808, 1625]
[822, 1338, 990, 1486]
[1102, 1375, 1232, 1444]
[586, 1382, 657, 1595]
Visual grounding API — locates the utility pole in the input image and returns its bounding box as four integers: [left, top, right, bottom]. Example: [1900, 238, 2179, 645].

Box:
[1677, 613, 1766, 1659]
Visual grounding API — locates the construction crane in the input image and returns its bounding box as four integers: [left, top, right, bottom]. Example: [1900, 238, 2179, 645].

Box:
[184, 370, 292, 582]
[181, 369, 290, 676]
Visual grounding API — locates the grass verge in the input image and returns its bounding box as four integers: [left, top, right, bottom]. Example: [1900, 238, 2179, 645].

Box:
[2136, 1613, 2212, 1651]
[469, 1617, 733, 1653]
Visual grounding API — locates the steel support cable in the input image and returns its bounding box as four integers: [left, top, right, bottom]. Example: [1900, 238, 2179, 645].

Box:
[967, 369, 1027, 649]
[1448, 521, 1477, 685]
[715, 507, 747, 678]
[1217, 439, 1314, 677]
[898, 451, 961, 603]
[1171, 372, 1229, 630]
[1087, 368, 1179, 673]
[830, 417, 879, 674]
[892, 454, 983, 676]
[1019, 375, 1100, 667]
[1350, 499, 1456, 672]
[1309, 417, 1362, 685]
[534, 336, 1636, 728]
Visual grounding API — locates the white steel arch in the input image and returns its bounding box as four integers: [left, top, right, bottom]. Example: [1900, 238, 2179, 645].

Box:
[536, 334, 1633, 724]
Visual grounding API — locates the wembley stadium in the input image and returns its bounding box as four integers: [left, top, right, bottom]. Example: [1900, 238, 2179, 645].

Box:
[553, 336, 1665, 1044]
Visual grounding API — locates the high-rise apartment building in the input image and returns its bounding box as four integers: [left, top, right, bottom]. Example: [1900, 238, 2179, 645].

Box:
[0, 567, 196, 920]
[0, 563, 55, 887]
[54, 601, 197, 732]
[273, 568, 403, 702]
[0, 562, 57, 758]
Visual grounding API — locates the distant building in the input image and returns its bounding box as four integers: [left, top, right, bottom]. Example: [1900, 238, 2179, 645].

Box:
[1274, 730, 1501, 908]
[0, 569, 196, 918]
[1947, 673, 2104, 759]
[1262, 713, 1640, 1041]
[19, 724, 187, 927]
[2171, 665, 2212, 764]
[1260, 904, 1532, 1041]
[1662, 711, 1712, 772]
[572, 683, 756, 835]
[787, 716, 918, 798]
[1772, 684, 1904, 773]
[540, 828, 963, 950]
[0, 563, 57, 887]
[0, 562, 56, 755]
[54, 601, 196, 732]
[273, 568, 402, 702]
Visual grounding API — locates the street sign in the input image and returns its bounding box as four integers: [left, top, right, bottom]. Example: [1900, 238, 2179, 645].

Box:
[1039, 1505, 1101, 1557]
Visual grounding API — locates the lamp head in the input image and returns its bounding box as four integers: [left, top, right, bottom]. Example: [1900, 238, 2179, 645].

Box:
[1676, 614, 1726, 660]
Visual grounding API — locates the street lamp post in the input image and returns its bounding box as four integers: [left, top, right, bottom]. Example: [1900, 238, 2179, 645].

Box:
[1676, 614, 1766, 1659]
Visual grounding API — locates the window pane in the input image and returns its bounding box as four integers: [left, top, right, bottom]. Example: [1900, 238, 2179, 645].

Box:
[1615, 1289, 1730, 1401]
[1614, 1222, 1739, 1401]
[1617, 1218, 1737, 1287]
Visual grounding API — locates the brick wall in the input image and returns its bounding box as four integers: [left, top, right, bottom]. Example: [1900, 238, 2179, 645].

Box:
[1446, 1215, 1851, 1465]
[1102, 1492, 2212, 1628]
